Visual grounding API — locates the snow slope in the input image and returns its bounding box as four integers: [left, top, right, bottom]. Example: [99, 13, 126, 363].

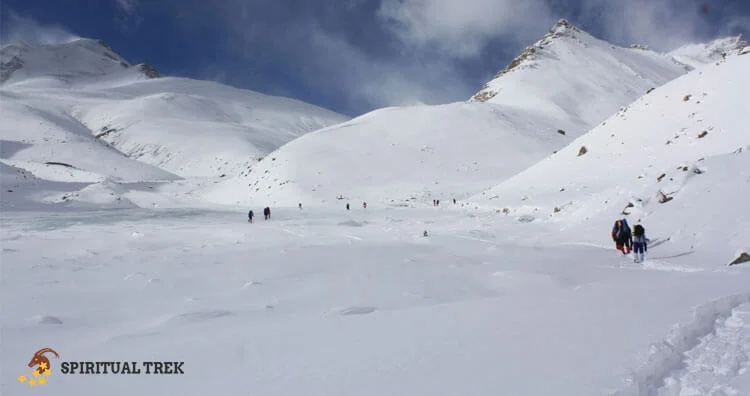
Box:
[202, 102, 580, 207]
[469, 19, 688, 129]
[667, 34, 748, 70]
[1, 38, 350, 185]
[204, 19, 722, 208]
[1, 38, 349, 208]
[1, 38, 152, 89]
[469, 47, 750, 269]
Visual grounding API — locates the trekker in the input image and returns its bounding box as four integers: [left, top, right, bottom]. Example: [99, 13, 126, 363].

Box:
[453, 198, 456, 204]
[298, 203, 302, 212]
[248, 209, 254, 223]
[632, 224, 648, 263]
[346, 203, 350, 210]
[264, 206, 271, 220]
[363, 202, 367, 209]
[611, 218, 632, 254]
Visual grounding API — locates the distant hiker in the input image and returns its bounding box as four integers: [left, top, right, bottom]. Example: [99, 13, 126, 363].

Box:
[298, 203, 302, 212]
[611, 218, 632, 254]
[346, 203, 350, 210]
[632, 224, 648, 263]
[423, 230, 429, 237]
[248, 210, 254, 223]
[453, 198, 456, 204]
[264, 206, 271, 220]
[436, 199, 440, 206]
[363, 202, 367, 209]
[433, 199, 436, 206]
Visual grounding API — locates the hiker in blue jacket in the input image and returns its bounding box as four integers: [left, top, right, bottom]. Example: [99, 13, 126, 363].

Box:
[632, 224, 648, 263]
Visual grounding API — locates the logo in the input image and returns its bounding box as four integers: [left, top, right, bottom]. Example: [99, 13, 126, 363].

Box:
[16, 346, 185, 387]
[18, 348, 59, 387]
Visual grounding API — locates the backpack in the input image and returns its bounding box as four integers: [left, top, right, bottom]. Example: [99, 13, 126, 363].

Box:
[613, 220, 623, 239]
[633, 224, 644, 237]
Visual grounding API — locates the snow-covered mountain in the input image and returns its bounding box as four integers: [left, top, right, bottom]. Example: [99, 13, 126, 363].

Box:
[666, 34, 748, 69]
[204, 19, 729, 208]
[469, 20, 743, 131]
[202, 102, 576, 207]
[468, 44, 750, 267]
[1, 38, 158, 89]
[0, 38, 349, 191]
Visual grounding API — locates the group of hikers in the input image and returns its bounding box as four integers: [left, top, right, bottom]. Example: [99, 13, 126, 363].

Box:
[249, 204, 649, 263]
[248, 201, 370, 222]
[247, 206, 272, 223]
[611, 218, 649, 263]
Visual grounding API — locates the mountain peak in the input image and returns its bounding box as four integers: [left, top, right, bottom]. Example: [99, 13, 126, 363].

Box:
[469, 19, 597, 102]
[549, 18, 581, 37]
[1, 38, 161, 87]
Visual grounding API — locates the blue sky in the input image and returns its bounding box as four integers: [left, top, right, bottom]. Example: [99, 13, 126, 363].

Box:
[2, 0, 749, 117]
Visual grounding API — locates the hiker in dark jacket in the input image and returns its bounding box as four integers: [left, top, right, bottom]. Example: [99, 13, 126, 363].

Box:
[611, 218, 632, 254]
[632, 224, 648, 263]
[263, 207, 271, 220]
[248, 210, 254, 223]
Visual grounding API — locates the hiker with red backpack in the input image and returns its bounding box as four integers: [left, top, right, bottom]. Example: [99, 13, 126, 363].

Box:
[611, 218, 632, 254]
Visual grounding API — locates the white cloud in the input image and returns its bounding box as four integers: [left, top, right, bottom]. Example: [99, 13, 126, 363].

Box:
[375, 0, 556, 58]
[304, 30, 474, 110]
[115, 0, 139, 15]
[578, 0, 713, 51]
[114, 0, 143, 32]
[0, 13, 80, 45]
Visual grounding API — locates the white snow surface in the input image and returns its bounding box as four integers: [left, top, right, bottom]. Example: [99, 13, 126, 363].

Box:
[3, 24, 750, 396]
[2, 206, 750, 396]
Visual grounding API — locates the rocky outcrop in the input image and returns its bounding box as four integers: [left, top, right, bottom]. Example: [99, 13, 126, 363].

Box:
[470, 19, 581, 102]
[0, 55, 23, 84]
[135, 63, 162, 78]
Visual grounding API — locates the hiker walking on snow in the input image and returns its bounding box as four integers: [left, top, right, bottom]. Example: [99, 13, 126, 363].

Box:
[248, 210, 254, 223]
[346, 203, 350, 210]
[632, 224, 648, 263]
[612, 218, 632, 254]
[264, 206, 271, 220]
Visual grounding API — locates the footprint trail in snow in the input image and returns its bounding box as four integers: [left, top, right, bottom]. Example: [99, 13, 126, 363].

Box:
[657, 303, 750, 396]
